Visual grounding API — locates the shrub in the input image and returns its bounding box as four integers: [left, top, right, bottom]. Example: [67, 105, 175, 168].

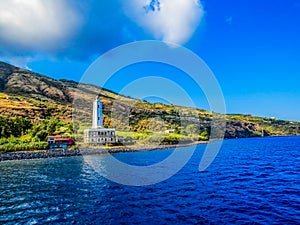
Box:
[199, 131, 209, 141]
[35, 130, 48, 142]
[0, 142, 48, 153]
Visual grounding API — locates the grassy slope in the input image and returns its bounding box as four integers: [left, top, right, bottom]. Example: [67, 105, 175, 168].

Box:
[0, 61, 299, 140]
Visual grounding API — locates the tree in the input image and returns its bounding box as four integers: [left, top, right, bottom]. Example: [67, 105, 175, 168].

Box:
[46, 119, 58, 134]
[185, 124, 197, 135]
[35, 130, 48, 142]
[199, 131, 209, 141]
[0, 116, 32, 138]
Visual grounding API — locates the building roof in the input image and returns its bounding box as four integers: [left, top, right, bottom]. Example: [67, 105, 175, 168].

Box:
[84, 127, 115, 131]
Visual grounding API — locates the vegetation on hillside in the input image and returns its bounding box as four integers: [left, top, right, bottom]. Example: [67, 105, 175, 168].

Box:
[0, 115, 73, 153]
[0, 61, 300, 153]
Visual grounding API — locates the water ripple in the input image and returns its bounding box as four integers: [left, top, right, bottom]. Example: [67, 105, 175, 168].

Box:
[0, 137, 300, 224]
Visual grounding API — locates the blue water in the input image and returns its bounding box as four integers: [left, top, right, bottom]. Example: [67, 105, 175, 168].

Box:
[0, 136, 299, 224]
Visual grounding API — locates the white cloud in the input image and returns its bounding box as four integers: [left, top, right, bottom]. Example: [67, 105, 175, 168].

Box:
[123, 0, 205, 45]
[0, 0, 82, 53]
[0, 0, 205, 68]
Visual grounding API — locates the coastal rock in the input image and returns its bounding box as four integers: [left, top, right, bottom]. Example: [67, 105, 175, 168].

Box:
[225, 122, 266, 138]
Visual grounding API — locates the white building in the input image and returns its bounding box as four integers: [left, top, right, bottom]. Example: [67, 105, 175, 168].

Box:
[165, 129, 175, 134]
[84, 96, 116, 144]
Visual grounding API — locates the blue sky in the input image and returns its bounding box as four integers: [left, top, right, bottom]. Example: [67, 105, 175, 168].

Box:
[0, 0, 299, 120]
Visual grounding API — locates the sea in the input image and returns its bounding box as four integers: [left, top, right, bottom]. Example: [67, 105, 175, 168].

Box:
[0, 136, 299, 224]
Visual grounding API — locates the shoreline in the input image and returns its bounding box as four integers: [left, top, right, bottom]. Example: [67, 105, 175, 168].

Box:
[1, 135, 298, 162]
[0, 141, 208, 162]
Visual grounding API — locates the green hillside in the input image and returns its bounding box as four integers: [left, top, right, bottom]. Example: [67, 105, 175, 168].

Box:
[0, 61, 299, 152]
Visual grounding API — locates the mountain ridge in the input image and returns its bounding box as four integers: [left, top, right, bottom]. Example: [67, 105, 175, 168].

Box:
[0, 61, 299, 139]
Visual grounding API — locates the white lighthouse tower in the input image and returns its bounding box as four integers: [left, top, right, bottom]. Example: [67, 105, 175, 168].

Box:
[92, 96, 103, 128]
[84, 95, 116, 145]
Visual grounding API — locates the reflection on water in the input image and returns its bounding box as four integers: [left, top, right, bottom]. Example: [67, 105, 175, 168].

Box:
[84, 146, 196, 186]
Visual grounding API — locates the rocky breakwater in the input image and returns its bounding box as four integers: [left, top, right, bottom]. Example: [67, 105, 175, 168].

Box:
[0, 149, 83, 161]
[0, 141, 206, 162]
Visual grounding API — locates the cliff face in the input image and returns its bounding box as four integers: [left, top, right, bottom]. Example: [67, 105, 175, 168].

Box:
[0, 61, 299, 137]
[225, 121, 265, 138]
